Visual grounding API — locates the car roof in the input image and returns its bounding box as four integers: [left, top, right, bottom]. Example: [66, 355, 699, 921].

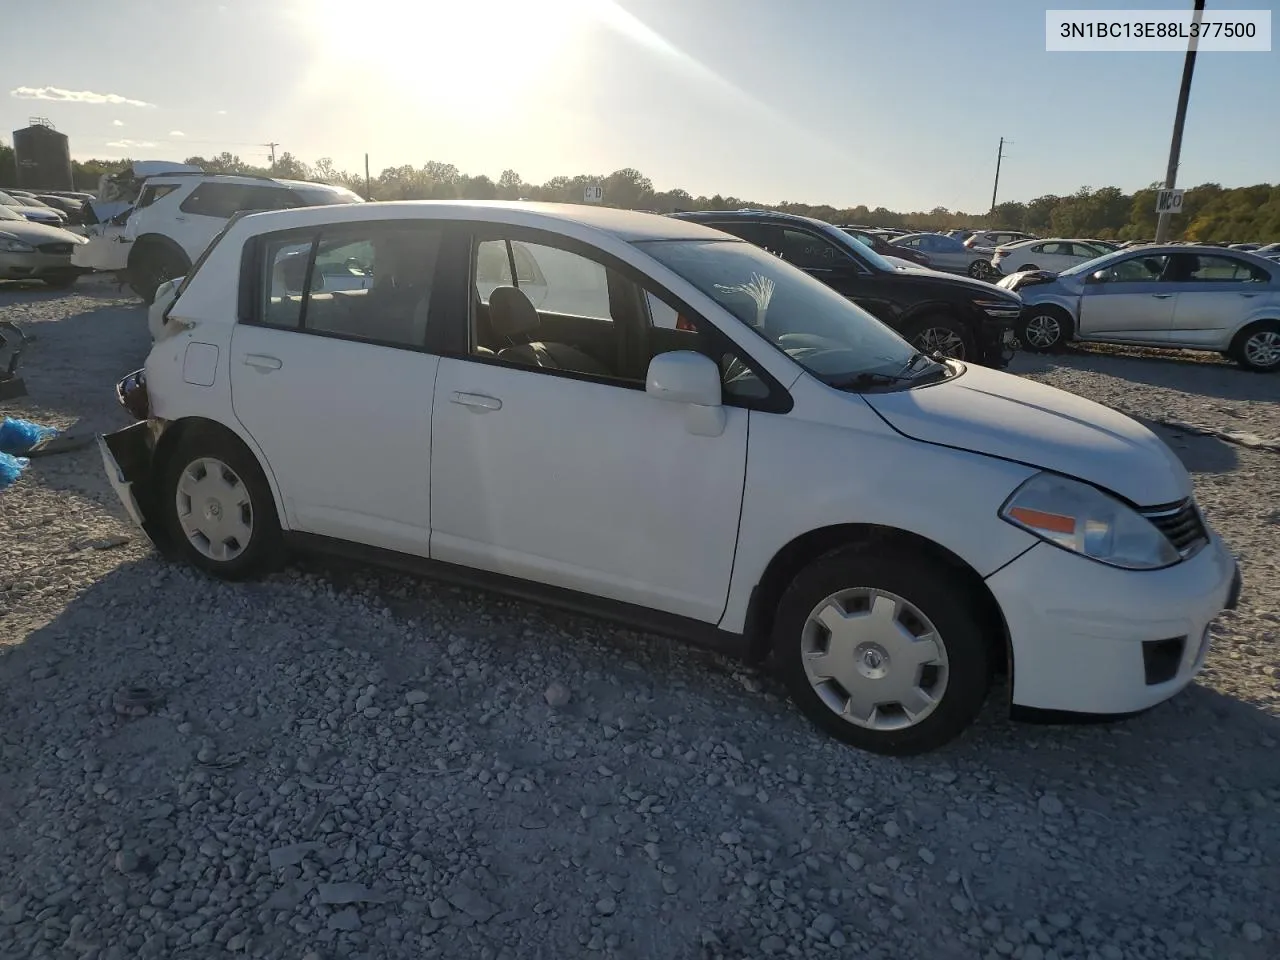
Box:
[236, 200, 730, 243]
[672, 208, 834, 231]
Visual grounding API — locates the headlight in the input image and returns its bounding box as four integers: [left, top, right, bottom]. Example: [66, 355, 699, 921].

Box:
[972, 298, 1021, 319]
[0, 238, 36, 253]
[1000, 473, 1180, 570]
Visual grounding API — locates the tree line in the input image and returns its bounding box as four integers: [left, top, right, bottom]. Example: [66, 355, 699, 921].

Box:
[2, 142, 1277, 242]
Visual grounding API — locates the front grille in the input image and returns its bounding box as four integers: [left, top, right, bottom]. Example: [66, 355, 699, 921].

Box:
[37, 242, 73, 255]
[1141, 499, 1209, 558]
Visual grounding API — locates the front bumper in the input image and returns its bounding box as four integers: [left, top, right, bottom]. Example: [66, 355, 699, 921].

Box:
[99, 370, 168, 547]
[988, 534, 1240, 714]
[0, 251, 76, 280]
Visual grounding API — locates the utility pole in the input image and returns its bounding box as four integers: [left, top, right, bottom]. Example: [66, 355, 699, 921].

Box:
[365, 153, 372, 201]
[265, 142, 279, 171]
[1154, 0, 1206, 243]
[989, 137, 1010, 216]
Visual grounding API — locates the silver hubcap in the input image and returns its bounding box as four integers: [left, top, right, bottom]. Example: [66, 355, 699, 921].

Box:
[915, 327, 966, 359]
[175, 457, 253, 562]
[1024, 314, 1061, 348]
[801, 588, 949, 731]
[1243, 330, 1280, 367]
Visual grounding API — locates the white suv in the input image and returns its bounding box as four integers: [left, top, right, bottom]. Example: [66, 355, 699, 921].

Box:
[99, 202, 1240, 755]
[121, 173, 363, 302]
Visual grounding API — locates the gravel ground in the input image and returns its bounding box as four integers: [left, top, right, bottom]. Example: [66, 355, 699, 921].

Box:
[2, 278, 1278, 960]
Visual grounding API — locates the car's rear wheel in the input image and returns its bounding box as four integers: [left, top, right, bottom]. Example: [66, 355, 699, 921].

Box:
[1017, 307, 1073, 352]
[160, 428, 284, 580]
[1230, 321, 1280, 372]
[968, 260, 992, 280]
[774, 547, 991, 755]
[902, 314, 975, 360]
[128, 243, 190, 305]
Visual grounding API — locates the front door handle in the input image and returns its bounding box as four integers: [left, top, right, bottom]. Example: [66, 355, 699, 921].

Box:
[242, 354, 282, 371]
[1151, 293, 1174, 299]
[1239, 292, 1260, 298]
[450, 392, 502, 412]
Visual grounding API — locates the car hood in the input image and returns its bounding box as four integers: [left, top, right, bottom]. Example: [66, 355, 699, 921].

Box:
[885, 265, 1018, 299]
[863, 363, 1191, 506]
[13, 205, 64, 221]
[0, 219, 84, 244]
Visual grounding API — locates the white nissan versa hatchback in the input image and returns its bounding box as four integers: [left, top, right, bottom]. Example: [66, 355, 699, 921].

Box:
[99, 202, 1241, 755]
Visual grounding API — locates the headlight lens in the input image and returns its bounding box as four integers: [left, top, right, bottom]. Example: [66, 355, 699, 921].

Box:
[1000, 473, 1180, 570]
[0, 238, 36, 253]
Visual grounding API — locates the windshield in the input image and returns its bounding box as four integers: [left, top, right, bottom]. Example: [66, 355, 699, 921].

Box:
[291, 185, 365, 206]
[835, 232, 897, 272]
[0, 205, 22, 221]
[637, 238, 919, 382]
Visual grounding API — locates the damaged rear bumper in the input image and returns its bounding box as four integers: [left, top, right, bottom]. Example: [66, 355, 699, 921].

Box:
[99, 421, 157, 535]
[99, 369, 168, 547]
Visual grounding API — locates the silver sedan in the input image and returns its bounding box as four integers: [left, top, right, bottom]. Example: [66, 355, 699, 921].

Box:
[890, 233, 996, 279]
[0, 206, 86, 288]
[998, 245, 1280, 372]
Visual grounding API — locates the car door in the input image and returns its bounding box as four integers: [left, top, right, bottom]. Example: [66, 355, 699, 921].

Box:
[927, 236, 968, 272]
[428, 225, 750, 623]
[1077, 253, 1176, 341]
[1168, 253, 1272, 347]
[229, 219, 446, 553]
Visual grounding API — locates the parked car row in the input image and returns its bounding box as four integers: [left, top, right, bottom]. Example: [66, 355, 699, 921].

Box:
[671, 210, 1021, 365]
[101, 200, 1241, 755]
[0, 204, 87, 287]
[0, 190, 70, 228]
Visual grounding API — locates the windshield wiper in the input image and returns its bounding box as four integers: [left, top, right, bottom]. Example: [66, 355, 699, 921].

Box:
[896, 350, 935, 377]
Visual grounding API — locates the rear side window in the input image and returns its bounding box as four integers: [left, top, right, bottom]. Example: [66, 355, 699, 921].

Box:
[181, 183, 299, 219]
[253, 221, 443, 348]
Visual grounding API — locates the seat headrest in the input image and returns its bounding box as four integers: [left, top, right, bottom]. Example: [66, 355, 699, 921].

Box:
[488, 286, 539, 339]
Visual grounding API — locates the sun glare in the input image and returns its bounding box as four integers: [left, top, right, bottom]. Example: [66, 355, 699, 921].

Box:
[305, 0, 593, 110]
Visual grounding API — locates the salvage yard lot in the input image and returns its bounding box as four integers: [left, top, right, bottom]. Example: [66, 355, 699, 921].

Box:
[1, 278, 1277, 960]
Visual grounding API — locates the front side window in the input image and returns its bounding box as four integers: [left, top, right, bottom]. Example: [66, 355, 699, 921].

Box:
[777, 228, 853, 271]
[137, 183, 180, 209]
[1093, 255, 1170, 283]
[637, 238, 917, 384]
[255, 222, 442, 347]
[474, 238, 610, 321]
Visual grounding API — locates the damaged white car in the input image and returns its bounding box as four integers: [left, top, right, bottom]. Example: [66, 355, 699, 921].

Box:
[100, 201, 1241, 755]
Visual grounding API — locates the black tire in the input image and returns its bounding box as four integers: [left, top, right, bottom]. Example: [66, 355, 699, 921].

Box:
[901, 313, 976, 361]
[773, 546, 991, 755]
[1228, 320, 1280, 373]
[1020, 264, 1040, 272]
[41, 272, 80, 289]
[967, 260, 991, 280]
[1017, 306, 1073, 353]
[159, 427, 284, 580]
[127, 243, 190, 305]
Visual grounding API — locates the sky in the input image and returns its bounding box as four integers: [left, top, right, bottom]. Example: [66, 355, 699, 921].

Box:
[3, 0, 1277, 213]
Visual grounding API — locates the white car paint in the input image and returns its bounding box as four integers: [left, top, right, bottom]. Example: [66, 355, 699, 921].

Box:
[119, 201, 1238, 740]
[992, 238, 1107, 276]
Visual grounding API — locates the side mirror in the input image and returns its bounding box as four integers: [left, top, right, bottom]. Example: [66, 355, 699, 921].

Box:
[646, 351, 725, 437]
[1087, 269, 1108, 284]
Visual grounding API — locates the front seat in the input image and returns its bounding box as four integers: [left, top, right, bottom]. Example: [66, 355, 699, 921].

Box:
[489, 286, 610, 376]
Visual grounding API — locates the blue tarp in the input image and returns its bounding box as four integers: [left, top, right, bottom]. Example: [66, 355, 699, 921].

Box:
[0, 417, 59, 489]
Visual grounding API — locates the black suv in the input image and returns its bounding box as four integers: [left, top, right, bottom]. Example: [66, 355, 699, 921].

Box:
[670, 210, 1021, 366]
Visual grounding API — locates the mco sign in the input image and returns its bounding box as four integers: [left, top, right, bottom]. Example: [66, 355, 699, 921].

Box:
[583, 184, 604, 203]
[1155, 188, 1185, 214]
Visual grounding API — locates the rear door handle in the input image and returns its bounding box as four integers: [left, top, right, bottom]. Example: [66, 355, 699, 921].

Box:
[1151, 293, 1174, 299]
[242, 354, 282, 371]
[450, 392, 502, 411]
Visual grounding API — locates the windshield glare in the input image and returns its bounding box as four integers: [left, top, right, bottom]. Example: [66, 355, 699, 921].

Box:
[637, 239, 917, 381]
[836, 232, 896, 272]
[1059, 249, 1130, 276]
[293, 185, 365, 206]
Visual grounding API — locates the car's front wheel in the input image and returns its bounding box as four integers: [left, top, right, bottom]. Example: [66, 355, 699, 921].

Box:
[128, 243, 190, 305]
[774, 547, 991, 755]
[1230, 320, 1280, 372]
[160, 428, 284, 580]
[968, 260, 992, 280]
[1017, 307, 1073, 352]
[903, 314, 975, 360]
